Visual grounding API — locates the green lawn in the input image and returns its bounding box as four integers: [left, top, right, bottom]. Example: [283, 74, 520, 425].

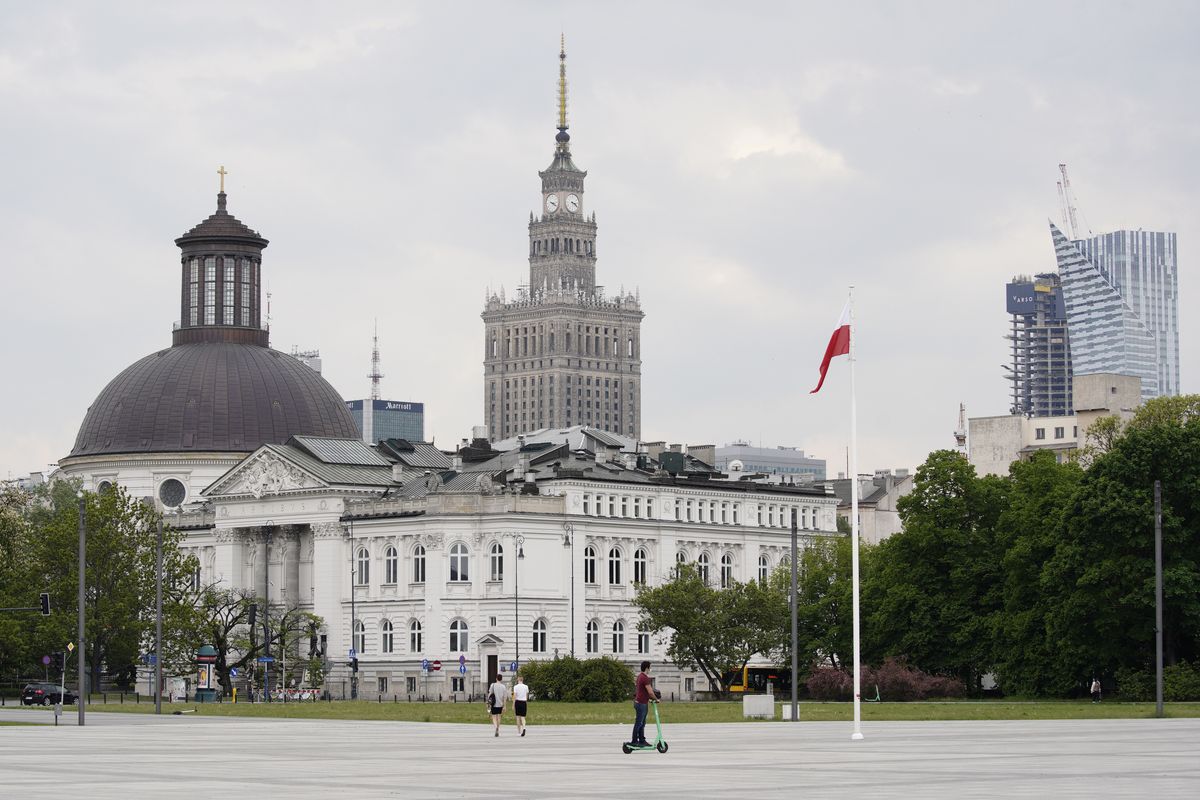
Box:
[5, 699, 1198, 724]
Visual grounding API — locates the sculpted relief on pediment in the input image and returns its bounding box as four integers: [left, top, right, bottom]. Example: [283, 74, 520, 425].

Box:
[221, 451, 322, 499]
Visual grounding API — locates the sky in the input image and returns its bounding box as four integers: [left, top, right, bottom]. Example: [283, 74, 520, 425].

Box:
[2, 1, 1197, 480]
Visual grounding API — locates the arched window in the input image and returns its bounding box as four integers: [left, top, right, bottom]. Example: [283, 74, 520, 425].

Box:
[385, 546, 398, 584]
[410, 620, 423, 652]
[633, 548, 647, 584]
[412, 544, 426, 583]
[628, 338, 634, 357]
[450, 543, 469, 582]
[532, 619, 547, 654]
[612, 621, 625, 653]
[489, 542, 504, 582]
[608, 547, 622, 585]
[637, 626, 651, 654]
[355, 547, 370, 586]
[585, 620, 599, 654]
[353, 620, 365, 655]
[758, 554, 770, 583]
[450, 619, 469, 652]
[697, 552, 711, 584]
[381, 619, 394, 653]
[721, 554, 734, 589]
[676, 550, 687, 565]
[583, 545, 597, 584]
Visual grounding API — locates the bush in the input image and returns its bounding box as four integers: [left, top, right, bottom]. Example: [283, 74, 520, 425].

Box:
[521, 655, 633, 702]
[805, 659, 965, 701]
[1118, 661, 1200, 701]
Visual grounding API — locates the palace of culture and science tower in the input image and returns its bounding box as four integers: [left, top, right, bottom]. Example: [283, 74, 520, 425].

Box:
[482, 43, 644, 442]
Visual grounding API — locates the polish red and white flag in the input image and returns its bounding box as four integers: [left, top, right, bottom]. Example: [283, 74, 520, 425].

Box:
[810, 302, 851, 394]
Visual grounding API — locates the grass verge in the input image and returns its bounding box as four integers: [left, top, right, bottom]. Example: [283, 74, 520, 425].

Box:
[4, 699, 1199, 724]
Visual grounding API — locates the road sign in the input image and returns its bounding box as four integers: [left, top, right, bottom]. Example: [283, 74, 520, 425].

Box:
[432, 660, 442, 672]
[348, 648, 357, 659]
[510, 661, 518, 672]
[421, 658, 430, 671]
[66, 642, 75, 652]
[459, 654, 466, 665]
[230, 668, 238, 677]
[41, 655, 50, 666]
[142, 653, 157, 666]
[257, 656, 275, 663]
[459, 664, 467, 675]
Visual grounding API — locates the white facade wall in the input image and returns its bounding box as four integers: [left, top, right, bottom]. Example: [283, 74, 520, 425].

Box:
[183, 471, 839, 701]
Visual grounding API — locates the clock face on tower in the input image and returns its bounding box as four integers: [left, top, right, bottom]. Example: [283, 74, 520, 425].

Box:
[566, 194, 579, 213]
[545, 194, 559, 213]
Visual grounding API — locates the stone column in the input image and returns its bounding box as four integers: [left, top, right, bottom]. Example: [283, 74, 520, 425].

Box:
[310, 522, 346, 665]
[212, 527, 245, 589]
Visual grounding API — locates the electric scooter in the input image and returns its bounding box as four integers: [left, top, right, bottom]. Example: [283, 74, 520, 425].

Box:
[622, 700, 668, 754]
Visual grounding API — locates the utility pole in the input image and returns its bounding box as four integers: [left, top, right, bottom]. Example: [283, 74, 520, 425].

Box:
[1155, 480, 1164, 718]
[514, 535, 525, 666]
[790, 509, 799, 723]
[76, 492, 86, 726]
[562, 522, 575, 657]
[156, 516, 163, 715]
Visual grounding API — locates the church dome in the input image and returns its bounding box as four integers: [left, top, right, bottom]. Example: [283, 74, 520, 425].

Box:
[69, 342, 359, 457]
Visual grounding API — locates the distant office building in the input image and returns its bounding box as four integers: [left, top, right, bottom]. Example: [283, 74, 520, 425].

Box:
[289, 347, 323, 375]
[714, 442, 825, 481]
[1051, 223, 1179, 400]
[1005, 273, 1073, 417]
[818, 469, 914, 545]
[346, 400, 425, 445]
[969, 373, 1141, 476]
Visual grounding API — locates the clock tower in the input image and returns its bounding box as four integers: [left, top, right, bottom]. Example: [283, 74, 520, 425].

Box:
[482, 40, 644, 442]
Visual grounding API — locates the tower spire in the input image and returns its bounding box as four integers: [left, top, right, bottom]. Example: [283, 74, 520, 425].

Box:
[556, 35, 570, 148]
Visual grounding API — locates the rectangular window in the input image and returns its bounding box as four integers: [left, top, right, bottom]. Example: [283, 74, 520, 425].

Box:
[451, 677, 465, 692]
[223, 263, 235, 325]
[684, 677, 694, 693]
[633, 498, 641, 518]
[406, 677, 417, 693]
[1054, 427, 1065, 439]
[583, 494, 590, 515]
[377, 677, 388, 695]
[637, 631, 650, 654]
[204, 259, 216, 325]
[1035, 428, 1046, 440]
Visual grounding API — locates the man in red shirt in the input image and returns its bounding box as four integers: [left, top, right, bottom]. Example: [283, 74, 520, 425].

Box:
[630, 660, 656, 747]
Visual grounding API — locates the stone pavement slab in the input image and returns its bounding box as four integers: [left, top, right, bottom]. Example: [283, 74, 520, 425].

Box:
[1, 711, 1197, 799]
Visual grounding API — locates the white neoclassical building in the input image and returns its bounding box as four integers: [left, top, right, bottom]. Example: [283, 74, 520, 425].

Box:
[178, 428, 840, 700]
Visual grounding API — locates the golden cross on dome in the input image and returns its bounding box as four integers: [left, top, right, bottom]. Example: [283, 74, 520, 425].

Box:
[217, 165, 228, 193]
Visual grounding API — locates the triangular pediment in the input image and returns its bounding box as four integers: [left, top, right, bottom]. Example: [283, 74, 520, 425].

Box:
[205, 446, 327, 499]
[476, 633, 505, 645]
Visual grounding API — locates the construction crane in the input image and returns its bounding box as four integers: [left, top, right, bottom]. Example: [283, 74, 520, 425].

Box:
[1056, 180, 1071, 236]
[367, 320, 384, 401]
[1058, 163, 1083, 239]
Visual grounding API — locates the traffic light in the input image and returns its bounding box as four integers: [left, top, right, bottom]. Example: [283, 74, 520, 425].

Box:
[39, 593, 50, 616]
[351, 657, 359, 673]
[51, 652, 64, 672]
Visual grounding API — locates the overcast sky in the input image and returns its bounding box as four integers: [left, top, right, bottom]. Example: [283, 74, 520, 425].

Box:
[2, 1, 1196, 480]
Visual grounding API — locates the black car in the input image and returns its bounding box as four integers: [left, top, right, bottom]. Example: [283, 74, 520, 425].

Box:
[21, 682, 77, 706]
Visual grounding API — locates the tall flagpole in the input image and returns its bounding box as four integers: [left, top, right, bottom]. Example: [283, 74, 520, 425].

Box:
[849, 286, 863, 741]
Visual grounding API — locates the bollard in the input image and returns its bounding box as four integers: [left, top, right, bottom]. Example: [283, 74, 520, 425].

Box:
[393, 695, 397, 703]
[120, 692, 124, 703]
[378, 694, 382, 704]
[103, 692, 107, 705]
[136, 692, 140, 704]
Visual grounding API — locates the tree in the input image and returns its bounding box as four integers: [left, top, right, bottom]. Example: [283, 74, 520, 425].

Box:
[771, 534, 855, 672]
[28, 481, 196, 692]
[991, 450, 1083, 695]
[0, 484, 40, 681]
[1042, 400, 1200, 685]
[863, 450, 1006, 690]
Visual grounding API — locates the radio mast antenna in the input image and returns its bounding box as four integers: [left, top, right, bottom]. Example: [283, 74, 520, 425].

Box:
[368, 320, 384, 401]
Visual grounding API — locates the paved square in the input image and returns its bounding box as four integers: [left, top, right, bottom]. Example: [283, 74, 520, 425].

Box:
[1, 710, 1197, 798]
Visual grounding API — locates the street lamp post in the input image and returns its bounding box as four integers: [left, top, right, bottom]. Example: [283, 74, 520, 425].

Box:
[156, 515, 163, 715]
[562, 522, 575, 657]
[76, 492, 86, 727]
[347, 521, 358, 700]
[514, 535, 525, 665]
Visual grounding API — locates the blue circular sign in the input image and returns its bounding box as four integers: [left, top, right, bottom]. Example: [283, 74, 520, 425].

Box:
[421, 658, 430, 670]
[459, 664, 467, 674]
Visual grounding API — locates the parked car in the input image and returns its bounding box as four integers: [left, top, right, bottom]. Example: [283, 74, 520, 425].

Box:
[21, 683, 77, 706]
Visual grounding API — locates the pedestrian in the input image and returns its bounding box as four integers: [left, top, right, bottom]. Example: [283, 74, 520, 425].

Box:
[488, 674, 509, 737]
[512, 674, 530, 736]
[1090, 677, 1101, 704]
[629, 661, 656, 747]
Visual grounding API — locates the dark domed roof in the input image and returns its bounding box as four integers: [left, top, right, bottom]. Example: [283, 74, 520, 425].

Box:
[69, 343, 358, 458]
[175, 193, 268, 248]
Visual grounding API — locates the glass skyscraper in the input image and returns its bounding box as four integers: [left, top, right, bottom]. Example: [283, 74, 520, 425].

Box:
[346, 399, 425, 445]
[1050, 222, 1179, 400]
